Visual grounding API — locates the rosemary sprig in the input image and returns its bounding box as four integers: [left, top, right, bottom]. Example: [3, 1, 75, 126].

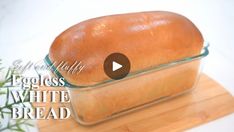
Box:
[0, 118, 34, 132]
[0, 59, 34, 132]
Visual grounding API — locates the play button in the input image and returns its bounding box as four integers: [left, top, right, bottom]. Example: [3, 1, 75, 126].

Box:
[104, 53, 130, 80]
[112, 61, 122, 71]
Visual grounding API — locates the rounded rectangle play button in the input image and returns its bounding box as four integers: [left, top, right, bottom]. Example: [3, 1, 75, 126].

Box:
[104, 53, 130, 80]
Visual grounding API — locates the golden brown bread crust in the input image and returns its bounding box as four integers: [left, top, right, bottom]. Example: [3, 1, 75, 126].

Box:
[49, 11, 203, 86]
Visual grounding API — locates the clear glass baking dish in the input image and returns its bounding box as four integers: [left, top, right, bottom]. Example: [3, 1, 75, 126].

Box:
[35, 42, 209, 125]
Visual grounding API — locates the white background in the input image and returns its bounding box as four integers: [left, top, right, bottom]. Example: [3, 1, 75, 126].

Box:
[0, 0, 233, 131]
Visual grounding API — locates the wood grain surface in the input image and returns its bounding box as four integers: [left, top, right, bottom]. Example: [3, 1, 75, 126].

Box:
[36, 74, 234, 132]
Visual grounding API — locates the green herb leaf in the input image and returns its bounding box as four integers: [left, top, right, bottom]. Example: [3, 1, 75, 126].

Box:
[5, 87, 10, 106]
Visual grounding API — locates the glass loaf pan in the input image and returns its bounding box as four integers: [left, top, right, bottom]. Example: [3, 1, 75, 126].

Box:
[37, 43, 209, 125]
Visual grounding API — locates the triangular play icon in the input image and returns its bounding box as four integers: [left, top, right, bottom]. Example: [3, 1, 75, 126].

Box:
[112, 61, 122, 71]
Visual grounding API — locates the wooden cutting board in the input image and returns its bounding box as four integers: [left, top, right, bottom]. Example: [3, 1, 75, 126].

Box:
[37, 74, 234, 132]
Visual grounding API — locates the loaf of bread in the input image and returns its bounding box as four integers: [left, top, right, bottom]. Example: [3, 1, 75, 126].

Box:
[71, 60, 200, 123]
[48, 11, 203, 124]
[49, 11, 203, 86]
